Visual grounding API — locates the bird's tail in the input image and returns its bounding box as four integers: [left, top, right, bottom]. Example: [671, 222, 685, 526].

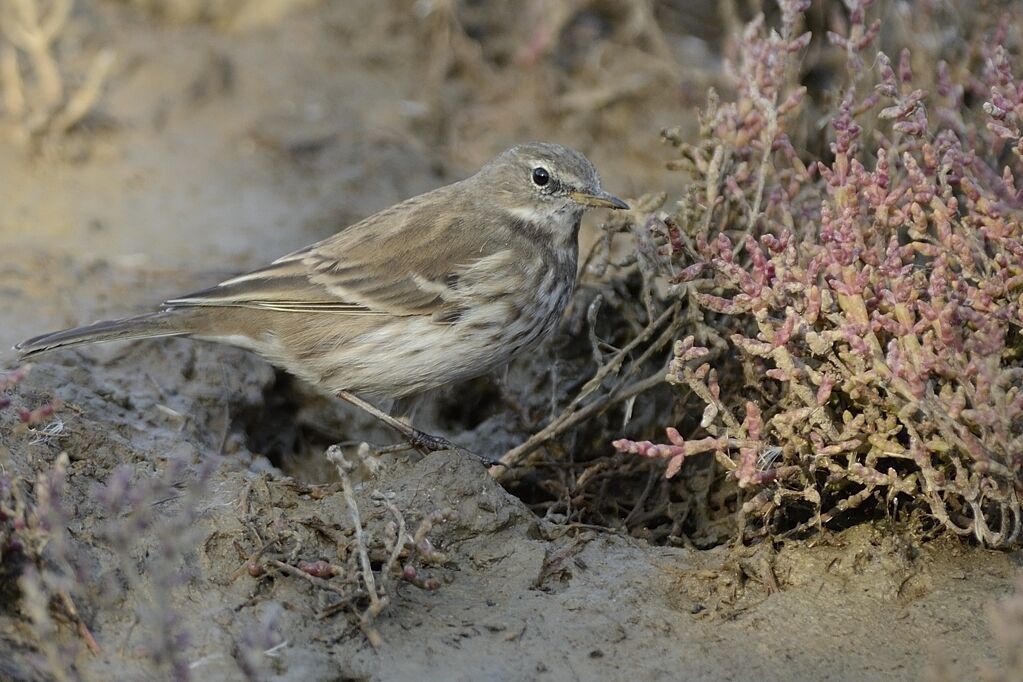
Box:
[15, 311, 192, 359]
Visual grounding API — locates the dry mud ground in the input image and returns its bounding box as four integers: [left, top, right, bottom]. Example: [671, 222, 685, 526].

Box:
[0, 2, 1020, 680]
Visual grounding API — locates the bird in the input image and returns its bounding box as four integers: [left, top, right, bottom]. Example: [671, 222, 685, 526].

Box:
[15, 142, 629, 459]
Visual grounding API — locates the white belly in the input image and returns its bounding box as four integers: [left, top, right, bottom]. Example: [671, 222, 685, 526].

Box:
[312, 268, 574, 398]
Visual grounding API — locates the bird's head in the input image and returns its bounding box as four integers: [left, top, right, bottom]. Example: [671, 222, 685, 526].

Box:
[476, 142, 628, 237]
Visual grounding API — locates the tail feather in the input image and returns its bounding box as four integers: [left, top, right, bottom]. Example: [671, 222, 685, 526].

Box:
[15, 312, 190, 359]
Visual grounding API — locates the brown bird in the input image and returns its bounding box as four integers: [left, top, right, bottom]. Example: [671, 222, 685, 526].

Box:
[15, 142, 628, 457]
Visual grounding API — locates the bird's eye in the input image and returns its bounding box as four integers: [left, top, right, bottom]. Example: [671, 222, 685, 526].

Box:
[531, 167, 550, 187]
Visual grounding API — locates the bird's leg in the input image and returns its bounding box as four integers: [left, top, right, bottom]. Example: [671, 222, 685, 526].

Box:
[337, 390, 426, 443]
[337, 390, 497, 465]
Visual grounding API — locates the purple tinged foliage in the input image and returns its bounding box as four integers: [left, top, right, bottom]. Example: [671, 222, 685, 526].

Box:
[615, 0, 1023, 547]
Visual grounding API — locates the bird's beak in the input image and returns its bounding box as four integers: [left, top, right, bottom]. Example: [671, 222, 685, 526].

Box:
[569, 190, 630, 210]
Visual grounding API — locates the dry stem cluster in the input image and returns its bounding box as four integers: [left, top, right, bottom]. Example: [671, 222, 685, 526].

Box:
[0, 0, 113, 149]
[229, 443, 453, 652]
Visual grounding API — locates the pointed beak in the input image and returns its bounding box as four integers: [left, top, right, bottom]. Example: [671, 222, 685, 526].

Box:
[569, 190, 630, 210]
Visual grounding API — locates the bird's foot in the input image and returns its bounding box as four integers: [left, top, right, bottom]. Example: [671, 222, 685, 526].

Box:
[407, 427, 455, 452]
[408, 428, 500, 467]
[336, 390, 498, 467]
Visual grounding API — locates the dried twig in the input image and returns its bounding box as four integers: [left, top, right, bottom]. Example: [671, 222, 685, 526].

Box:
[497, 302, 681, 472]
[0, 0, 115, 148]
[326, 445, 386, 648]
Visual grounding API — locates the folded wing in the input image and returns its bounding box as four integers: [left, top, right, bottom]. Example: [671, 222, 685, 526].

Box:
[165, 185, 503, 320]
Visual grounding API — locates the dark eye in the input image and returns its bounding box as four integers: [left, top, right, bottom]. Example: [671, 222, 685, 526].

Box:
[531, 167, 550, 187]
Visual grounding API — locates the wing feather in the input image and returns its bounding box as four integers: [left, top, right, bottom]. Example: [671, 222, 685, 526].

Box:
[165, 182, 510, 320]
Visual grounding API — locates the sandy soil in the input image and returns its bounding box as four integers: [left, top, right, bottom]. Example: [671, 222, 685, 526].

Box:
[0, 1, 1019, 680]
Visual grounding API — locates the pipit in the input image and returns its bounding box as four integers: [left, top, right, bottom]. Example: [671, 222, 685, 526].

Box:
[16, 142, 628, 459]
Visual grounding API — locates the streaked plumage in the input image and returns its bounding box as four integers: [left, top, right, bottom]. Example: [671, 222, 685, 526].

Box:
[16, 143, 627, 445]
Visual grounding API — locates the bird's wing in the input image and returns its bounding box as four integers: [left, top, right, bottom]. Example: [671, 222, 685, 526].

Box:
[165, 186, 509, 319]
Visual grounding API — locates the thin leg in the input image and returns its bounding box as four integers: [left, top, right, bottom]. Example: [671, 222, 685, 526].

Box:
[337, 390, 498, 466]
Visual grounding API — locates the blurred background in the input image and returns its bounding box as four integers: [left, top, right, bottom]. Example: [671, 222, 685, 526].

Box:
[0, 0, 724, 354]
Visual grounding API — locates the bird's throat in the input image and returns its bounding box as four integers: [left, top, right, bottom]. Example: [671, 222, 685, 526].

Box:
[505, 204, 583, 248]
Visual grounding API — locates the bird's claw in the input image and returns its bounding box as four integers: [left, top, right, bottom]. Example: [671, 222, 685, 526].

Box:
[408, 429, 500, 467]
